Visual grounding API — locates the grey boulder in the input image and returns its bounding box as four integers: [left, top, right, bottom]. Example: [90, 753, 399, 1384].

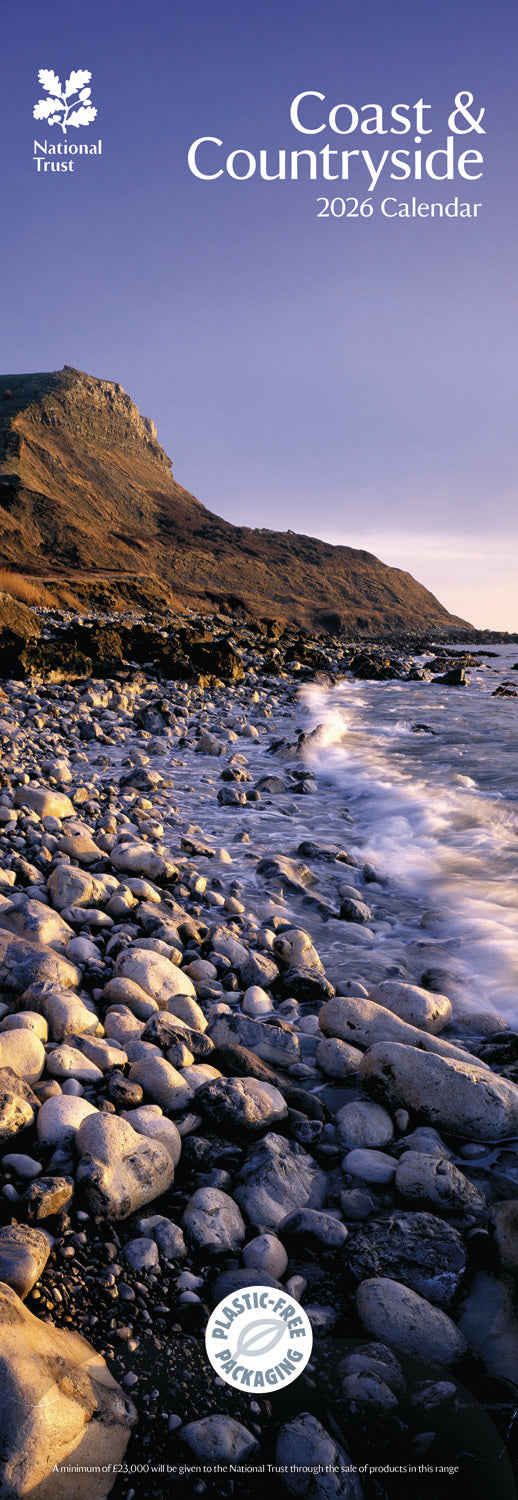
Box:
[136, 1214, 187, 1260]
[356, 1277, 468, 1364]
[319, 996, 483, 1065]
[208, 1012, 300, 1068]
[335, 1100, 393, 1150]
[234, 1132, 327, 1230]
[369, 981, 452, 1033]
[181, 1415, 257, 1463]
[276, 1413, 363, 1498]
[395, 1152, 486, 1212]
[278, 1209, 348, 1251]
[182, 1187, 246, 1256]
[360, 1041, 518, 1140]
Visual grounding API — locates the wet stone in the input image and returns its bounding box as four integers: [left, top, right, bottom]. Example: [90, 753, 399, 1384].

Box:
[136, 1214, 187, 1260]
[492, 1199, 518, 1273]
[340, 1189, 375, 1221]
[369, 980, 452, 1034]
[336, 1099, 394, 1150]
[234, 1131, 328, 1231]
[316, 1037, 364, 1077]
[395, 1126, 453, 1160]
[142, 1014, 215, 1060]
[123, 1237, 159, 1272]
[342, 1148, 397, 1186]
[341, 1369, 399, 1411]
[410, 1379, 458, 1410]
[181, 1414, 258, 1463]
[457, 1268, 518, 1386]
[338, 1341, 406, 1396]
[207, 1011, 301, 1068]
[1, 1152, 42, 1180]
[108, 1073, 144, 1107]
[271, 967, 335, 1004]
[276, 1413, 361, 1499]
[242, 1231, 289, 1278]
[359, 1040, 518, 1140]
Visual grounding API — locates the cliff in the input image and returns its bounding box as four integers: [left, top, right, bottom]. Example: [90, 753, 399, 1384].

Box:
[0, 366, 469, 633]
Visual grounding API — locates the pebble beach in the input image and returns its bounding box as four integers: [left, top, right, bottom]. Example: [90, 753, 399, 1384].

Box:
[0, 614, 517, 1500]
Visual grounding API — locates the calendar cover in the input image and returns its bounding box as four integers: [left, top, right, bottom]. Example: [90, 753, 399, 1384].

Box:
[0, 3, 517, 1499]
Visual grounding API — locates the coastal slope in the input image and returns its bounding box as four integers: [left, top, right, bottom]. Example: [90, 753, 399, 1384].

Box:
[0, 366, 468, 632]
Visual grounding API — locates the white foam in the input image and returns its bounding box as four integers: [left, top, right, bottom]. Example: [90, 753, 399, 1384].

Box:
[300, 674, 518, 1020]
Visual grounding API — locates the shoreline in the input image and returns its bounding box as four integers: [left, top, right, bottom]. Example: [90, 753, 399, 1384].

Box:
[0, 611, 517, 1498]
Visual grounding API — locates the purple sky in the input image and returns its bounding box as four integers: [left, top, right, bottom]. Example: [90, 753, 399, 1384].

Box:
[1, 0, 517, 627]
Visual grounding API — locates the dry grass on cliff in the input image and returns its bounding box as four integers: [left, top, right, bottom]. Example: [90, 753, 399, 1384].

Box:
[0, 570, 79, 609]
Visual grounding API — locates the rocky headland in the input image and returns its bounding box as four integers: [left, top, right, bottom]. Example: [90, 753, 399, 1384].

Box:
[0, 366, 471, 634]
[0, 608, 516, 1500]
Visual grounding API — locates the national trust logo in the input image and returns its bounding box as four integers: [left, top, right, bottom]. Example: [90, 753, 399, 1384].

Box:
[33, 69, 97, 132]
[33, 69, 102, 173]
[205, 1285, 313, 1393]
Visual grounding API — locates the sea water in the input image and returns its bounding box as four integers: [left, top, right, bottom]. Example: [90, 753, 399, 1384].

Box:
[111, 640, 518, 1025]
[300, 644, 518, 1020]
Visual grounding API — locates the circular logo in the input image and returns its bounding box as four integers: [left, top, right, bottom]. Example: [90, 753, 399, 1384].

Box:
[205, 1284, 313, 1393]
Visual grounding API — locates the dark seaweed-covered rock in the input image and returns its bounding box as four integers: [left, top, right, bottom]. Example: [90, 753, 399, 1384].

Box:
[270, 966, 335, 1003]
[347, 1211, 466, 1306]
[141, 1014, 215, 1061]
[433, 666, 467, 685]
[475, 1031, 518, 1067]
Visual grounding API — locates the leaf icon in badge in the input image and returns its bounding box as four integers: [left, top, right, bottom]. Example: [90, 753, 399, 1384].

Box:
[234, 1318, 286, 1359]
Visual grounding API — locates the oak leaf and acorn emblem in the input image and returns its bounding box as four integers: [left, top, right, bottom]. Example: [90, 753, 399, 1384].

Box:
[33, 70, 97, 134]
